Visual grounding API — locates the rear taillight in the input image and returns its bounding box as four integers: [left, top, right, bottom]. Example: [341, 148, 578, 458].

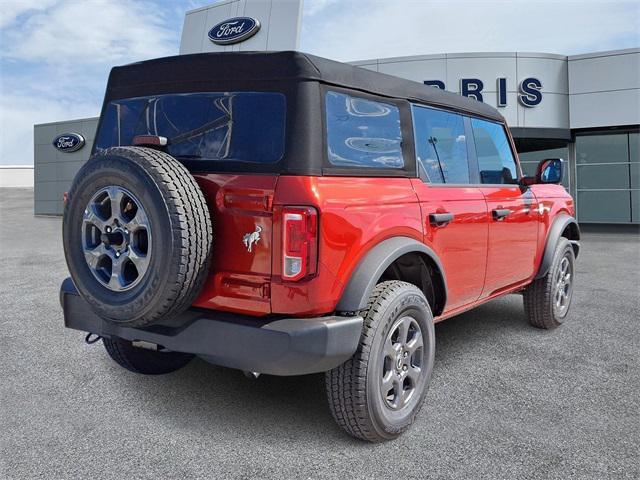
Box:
[282, 206, 318, 281]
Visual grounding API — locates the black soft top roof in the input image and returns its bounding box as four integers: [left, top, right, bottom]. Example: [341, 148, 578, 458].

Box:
[106, 51, 503, 122]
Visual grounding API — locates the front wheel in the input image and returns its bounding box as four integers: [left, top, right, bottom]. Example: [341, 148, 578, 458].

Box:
[524, 237, 576, 329]
[326, 281, 435, 442]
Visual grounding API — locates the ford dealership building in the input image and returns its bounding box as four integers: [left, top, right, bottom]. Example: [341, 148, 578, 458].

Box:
[34, 0, 639, 224]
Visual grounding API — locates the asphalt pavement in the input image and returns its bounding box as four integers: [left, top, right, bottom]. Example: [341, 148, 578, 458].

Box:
[1, 188, 638, 479]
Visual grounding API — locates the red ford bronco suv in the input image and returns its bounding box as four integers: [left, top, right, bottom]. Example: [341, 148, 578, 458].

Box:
[61, 51, 580, 442]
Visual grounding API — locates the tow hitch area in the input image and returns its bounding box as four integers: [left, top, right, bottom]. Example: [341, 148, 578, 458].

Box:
[84, 333, 102, 344]
[61, 278, 363, 376]
[131, 340, 161, 351]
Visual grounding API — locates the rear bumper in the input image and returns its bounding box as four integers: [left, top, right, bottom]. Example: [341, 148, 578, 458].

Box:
[60, 278, 362, 376]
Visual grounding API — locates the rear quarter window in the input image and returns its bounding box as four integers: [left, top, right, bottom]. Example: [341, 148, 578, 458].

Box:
[325, 91, 404, 169]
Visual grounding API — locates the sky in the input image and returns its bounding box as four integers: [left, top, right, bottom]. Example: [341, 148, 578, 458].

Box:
[1, 0, 638, 165]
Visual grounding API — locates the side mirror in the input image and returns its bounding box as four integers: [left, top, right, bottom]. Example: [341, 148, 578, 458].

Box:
[536, 158, 563, 184]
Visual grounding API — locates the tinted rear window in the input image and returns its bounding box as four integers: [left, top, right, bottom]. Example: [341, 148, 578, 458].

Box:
[325, 91, 404, 169]
[94, 92, 285, 164]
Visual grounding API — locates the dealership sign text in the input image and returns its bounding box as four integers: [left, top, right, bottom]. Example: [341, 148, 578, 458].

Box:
[424, 77, 543, 107]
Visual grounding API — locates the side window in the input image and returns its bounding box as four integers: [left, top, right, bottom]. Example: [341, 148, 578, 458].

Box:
[411, 105, 470, 184]
[471, 118, 518, 184]
[325, 91, 404, 169]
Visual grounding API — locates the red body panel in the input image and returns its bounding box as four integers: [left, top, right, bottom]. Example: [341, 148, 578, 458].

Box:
[271, 176, 423, 316]
[190, 171, 574, 321]
[410, 181, 488, 310]
[479, 185, 539, 297]
[529, 183, 575, 275]
[192, 174, 277, 315]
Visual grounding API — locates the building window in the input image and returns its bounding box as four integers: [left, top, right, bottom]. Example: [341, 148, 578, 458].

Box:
[575, 132, 639, 223]
[411, 105, 469, 184]
[325, 91, 404, 169]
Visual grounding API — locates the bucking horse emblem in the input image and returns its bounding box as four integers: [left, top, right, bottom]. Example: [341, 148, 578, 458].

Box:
[242, 225, 262, 253]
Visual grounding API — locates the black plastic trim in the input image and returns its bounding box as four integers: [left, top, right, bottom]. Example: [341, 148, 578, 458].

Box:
[336, 236, 447, 312]
[464, 115, 481, 184]
[429, 212, 454, 226]
[60, 278, 363, 376]
[492, 208, 512, 220]
[510, 127, 572, 141]
[535, 215, 581, 280]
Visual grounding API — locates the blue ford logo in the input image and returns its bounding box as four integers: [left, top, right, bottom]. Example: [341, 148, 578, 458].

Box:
[208, 17, 260, 45]
[52, 133, 85, 153]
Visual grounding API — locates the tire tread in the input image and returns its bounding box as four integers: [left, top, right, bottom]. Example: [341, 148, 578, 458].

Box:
[524, 237, 574, 329]
[325, 281, 430, 442]
[65, 146, 212, 327]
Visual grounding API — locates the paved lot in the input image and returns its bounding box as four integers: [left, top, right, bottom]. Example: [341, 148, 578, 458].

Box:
[1, 188, 639, 479]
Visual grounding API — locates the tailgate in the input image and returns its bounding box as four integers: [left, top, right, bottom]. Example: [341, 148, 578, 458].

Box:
[191, 173, 277, 315]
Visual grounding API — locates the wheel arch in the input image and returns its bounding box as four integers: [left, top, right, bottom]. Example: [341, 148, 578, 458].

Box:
[336, 237, 447, 316]
[535, 214, 580, 280]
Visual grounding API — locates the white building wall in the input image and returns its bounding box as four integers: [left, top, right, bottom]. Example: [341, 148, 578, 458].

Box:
[0, 167, 34, 188]
[568, 48, 640, 129]
[516, 53, 569, 129]
[350, 52, 570, 129]
[179, 0, 302, 54]
[352, 49, 640, 131]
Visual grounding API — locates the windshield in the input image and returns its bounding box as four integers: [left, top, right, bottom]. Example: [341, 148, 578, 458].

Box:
[94, 92, 286, 165]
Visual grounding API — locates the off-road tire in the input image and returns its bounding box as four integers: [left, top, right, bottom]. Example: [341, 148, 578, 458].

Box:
[326, 281, 435, 442]
[524, 237, 575, 329]
[103, 337, 194, 375]
[63, 146, 212, 327]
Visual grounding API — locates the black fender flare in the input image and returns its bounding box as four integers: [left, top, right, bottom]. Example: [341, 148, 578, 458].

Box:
[535, 214, 580, 280]
[336, 236, 447, 312]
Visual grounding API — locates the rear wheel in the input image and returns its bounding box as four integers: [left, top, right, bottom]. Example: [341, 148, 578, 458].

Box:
[103, 337, 194, 375]
[524, 237, 575, 329]
[326, 281, 435, 442]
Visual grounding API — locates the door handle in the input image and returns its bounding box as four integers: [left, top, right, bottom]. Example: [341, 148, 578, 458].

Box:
[492, 208, 511, 220]
[429, 212, 454, 226]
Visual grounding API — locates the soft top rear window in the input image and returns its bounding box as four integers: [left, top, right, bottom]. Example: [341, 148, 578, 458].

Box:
[94, 92, 285, 165]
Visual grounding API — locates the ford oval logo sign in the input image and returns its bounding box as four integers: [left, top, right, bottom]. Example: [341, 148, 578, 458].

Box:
[208, 17, 260, 45]
[52, 133, 85, 153]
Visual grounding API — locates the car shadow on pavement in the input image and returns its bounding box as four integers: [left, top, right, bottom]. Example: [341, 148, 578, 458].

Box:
[108, 296, 531, 443]
[433, 295, 533, 347]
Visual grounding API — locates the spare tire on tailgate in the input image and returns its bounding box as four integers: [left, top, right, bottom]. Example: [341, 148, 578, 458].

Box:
[63, 146, 213, 328]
